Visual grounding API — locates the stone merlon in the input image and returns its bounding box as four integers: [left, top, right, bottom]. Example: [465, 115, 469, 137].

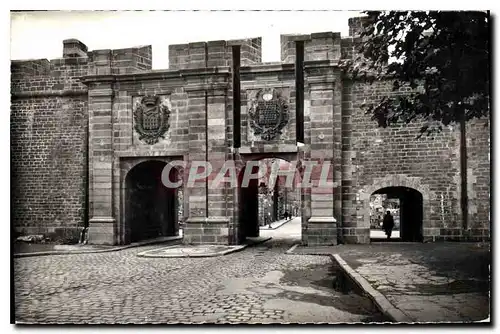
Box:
[63, 38, 88, 58]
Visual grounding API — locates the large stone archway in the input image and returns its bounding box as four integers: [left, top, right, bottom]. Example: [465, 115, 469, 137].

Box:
[358, 174, 433, 243]
[119, 158, 183, 244]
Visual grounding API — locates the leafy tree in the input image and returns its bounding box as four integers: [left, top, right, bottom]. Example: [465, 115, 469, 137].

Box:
[342, 11, 490, 135]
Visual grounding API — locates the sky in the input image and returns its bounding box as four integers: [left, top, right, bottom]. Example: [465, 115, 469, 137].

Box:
[10, 10, 361, 69]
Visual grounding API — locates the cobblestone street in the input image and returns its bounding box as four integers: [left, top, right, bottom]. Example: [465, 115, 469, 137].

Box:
[14, 218, 385, 324]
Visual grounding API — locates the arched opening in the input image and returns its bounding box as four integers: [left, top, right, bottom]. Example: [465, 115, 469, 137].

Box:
[124, 160, 181, 243]
[369, 186, 423, 242]
[237, 157, 301, 245]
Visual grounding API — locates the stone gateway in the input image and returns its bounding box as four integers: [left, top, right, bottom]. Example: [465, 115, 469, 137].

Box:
[11, 18, 490, 246]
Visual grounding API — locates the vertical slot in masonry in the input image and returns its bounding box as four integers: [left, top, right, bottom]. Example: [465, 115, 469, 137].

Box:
[232, 45, 241, 148]
[295, 41, 305, 144]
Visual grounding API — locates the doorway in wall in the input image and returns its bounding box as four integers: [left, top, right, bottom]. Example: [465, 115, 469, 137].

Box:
[369, 186, 423, 242]
[124, 160, 181, 243]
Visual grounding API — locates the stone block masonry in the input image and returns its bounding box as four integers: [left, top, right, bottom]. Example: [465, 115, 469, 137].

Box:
[11, 17, 490, 245]
[11, 39, 92, 240]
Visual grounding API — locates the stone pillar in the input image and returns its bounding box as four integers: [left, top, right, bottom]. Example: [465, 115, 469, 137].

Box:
[299, 98, 311, 245]
[333, 77, 343, 241]
[304, 74, 338, 246]
[87, 80, 116, 244]
[183, 85, 231, 244]
[340, 80, 369, 244]
[205, 88, 231, 244]
[183, 88, 208, 244]
[230, 155, 244, 245]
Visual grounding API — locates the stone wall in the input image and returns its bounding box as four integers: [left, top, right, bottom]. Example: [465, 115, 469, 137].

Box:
[11, 41, 91, 240]
[466, 119, 491, 240]
[341, 79, 462, 242]
[340, 79, 490, 242]
[338, 17, 490, 242]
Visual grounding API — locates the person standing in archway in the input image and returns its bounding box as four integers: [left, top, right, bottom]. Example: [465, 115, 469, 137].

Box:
[383, 211, 395, 240]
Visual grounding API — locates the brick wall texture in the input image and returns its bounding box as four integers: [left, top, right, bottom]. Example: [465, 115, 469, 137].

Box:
[11, 19, 490, 245]
[11, 56, 89, 240]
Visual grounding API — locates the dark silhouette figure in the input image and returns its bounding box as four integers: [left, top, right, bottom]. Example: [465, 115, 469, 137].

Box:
[383, 211, 395, 239]
[284, 211, 290, 220]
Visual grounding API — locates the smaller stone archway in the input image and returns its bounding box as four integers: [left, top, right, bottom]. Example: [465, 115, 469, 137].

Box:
[122, 160, 181, 243]
[359, 174, 431, 243]
[371, 187, 423, 242]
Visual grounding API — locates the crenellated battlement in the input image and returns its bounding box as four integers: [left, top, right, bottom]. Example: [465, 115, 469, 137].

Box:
[11, 16, 368, 80]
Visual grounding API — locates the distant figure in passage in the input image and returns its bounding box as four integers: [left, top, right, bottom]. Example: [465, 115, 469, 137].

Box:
[284, 211, 290, 220]
[383, 211, 395, 239]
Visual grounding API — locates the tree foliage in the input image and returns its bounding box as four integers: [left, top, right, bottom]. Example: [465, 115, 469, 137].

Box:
[341, 11, 490, 135]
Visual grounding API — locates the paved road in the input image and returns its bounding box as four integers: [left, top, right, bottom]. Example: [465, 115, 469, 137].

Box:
[260, 216, 302, 244]
[340, 243, 490, 322]
[370, 230, 400, 239]
[14, 219, 384, 324]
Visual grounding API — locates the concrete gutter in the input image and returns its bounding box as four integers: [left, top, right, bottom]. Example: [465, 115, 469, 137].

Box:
[331, 254, 414, 323]
[14, 236, 182, 258]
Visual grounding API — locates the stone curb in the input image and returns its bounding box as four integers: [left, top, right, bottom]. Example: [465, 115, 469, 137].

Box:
[137, 245, 247, 258]
[245, 236, 273, 247]
[259, 218, 294, 231]
[285, 243, 300, 254]
[331, 253, 414, 323]
[136, 236, 272, 258]
[13, 236, 183, 258]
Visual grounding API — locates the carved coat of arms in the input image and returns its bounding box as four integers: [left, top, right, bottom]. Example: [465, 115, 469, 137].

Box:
[133, 96, 171, 145]
[248, 88, 289, 141]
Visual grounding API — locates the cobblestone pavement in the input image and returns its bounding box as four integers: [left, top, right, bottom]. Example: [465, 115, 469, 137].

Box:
[294, 242, 491, 323]
[14, 219, 385, 324]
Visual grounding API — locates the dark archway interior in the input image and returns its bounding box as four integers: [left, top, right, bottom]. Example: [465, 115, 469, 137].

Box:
[238, 164, 260, 241]
[373, 186, 423, 242]
[125, 161, 179, 243]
